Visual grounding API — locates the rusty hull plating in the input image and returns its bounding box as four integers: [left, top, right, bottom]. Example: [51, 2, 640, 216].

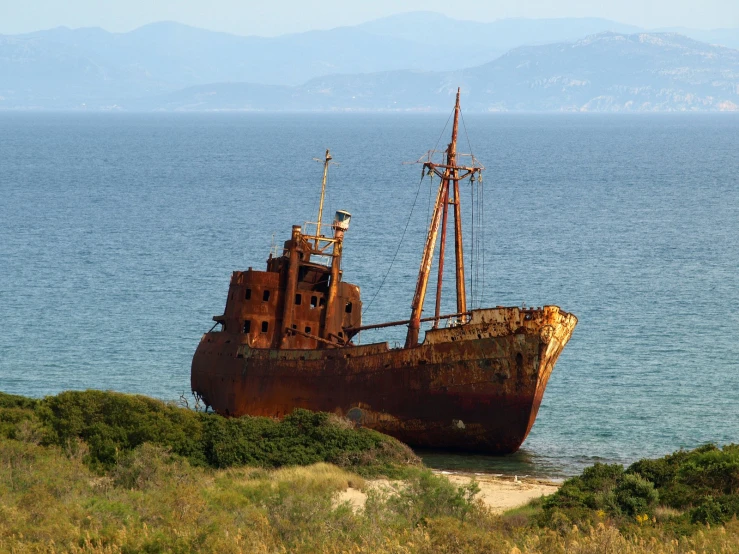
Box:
[191, 92, 577, 454]
[192, 306, 576, 453]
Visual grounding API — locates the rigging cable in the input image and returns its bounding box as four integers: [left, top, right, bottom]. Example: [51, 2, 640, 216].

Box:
[479, 177, 484, 306]
[476, 175, 482, 307]
[362, 172, 427, 316]
[480, 172, 486, 307]
[433, 108, 455, 156]
[363, 104, 455, 317]
[427, 171, 434, 229]
[459, 107, 480, 307]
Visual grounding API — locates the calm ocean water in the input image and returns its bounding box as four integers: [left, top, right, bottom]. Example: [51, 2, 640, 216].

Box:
[1, 112, 738, 478]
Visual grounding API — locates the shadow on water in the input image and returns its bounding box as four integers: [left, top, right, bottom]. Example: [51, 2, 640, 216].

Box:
[414, 447, 608, 481]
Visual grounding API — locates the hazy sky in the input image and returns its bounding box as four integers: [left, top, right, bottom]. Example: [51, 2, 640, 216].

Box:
[3, 0, 738, 35]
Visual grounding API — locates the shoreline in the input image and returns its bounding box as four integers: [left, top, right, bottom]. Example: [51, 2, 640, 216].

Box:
[336, 470, 561, 513]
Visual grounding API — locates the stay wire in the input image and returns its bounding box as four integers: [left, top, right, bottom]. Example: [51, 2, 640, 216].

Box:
[460, 109, 475, 164]
[480, 172, 486, 307]
[479, 179, 483, 305]
[459, 108, 482, 302]
[362, 172, 427, 317]
[433, 108, 455, 157]
[364, 106, 453, 317]
[477, 179, 482, 306]
[427, 172, 434, 229]
[477, 177, 483, 306]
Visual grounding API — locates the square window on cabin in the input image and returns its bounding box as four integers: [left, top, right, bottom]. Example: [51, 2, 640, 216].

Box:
[305, 327, 311, 334]
[243, 320, 251, 333]
[345, 302, 353, 313]
[263, 290, 270, 302]
[245, 288, 251, 300]
[310, 295, 318, 308]
[261, 321, 269, 333]
[319, 297, 325, 307]
[295, 293, 302, 305]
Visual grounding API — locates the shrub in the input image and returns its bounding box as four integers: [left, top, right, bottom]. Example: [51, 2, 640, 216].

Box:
[627, 444, 739, 510]
[384, 470, 480, 526]
[0, 392, 38, 440]
[110, 443, 184, 490]
[580, 462, 625, 492]
[28, 390, 418, 474]
[543, 463, 624, 513]
[0, 392, 39, 410]
[198, 407, 418, 473]
[614, 473, 658, 516]
[690, 495, 725, 525]
[38, 390, 205, 469]
[677, 445, 739, 497]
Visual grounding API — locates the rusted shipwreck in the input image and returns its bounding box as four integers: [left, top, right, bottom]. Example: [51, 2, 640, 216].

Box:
[191, 90, 577, 454]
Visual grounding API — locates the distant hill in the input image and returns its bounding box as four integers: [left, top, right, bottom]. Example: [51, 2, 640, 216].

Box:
[653, 27, 739, 49]
[460, 32, 739, 112]
[128, 33, 739, 113]
[353, 13, 642, 69]
[1, 14, 738, 111]
[1, 13, 736, 109]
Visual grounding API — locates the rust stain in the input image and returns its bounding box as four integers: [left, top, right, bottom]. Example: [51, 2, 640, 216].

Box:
[193, 302, 576, 453]
[191, 93, 578, 454]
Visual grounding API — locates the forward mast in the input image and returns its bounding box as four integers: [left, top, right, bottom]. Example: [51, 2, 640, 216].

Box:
[279, 149, 353, 347]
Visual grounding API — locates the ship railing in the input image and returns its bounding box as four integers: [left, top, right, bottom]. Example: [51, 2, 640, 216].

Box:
[344, 311, 472, 334]
[302, 220, 338, 257]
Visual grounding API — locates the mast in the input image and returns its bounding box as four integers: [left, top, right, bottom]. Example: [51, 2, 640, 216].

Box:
[450, 97, 467, 317]
[433, 179, 450, 328]
[315, 149, 332, 248]
[405, 171, 447, 347]
[406, 88, 480, 347]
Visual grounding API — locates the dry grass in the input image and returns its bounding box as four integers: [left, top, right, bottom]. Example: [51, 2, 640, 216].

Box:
[271, 461, 366, 491]
[654, 506, 684, 521]
[3, 435, 739, 553]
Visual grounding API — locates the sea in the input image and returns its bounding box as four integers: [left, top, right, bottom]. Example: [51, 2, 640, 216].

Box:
[1, 112, 738, 479]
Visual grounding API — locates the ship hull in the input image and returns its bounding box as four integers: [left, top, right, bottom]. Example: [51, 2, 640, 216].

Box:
[191, 306, 577, 454]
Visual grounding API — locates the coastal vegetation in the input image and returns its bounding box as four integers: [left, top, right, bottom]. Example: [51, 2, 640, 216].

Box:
[0, 390, 419, 476]
[2, 390, 739, 553]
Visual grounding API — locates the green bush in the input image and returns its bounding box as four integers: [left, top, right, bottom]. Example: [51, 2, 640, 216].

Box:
[690, 495, 724, 524]
[543, 463, 624, 514]
[542, 464, 656, 523]
[198, 407, 416, 473]
[690, 494, 739, 525]
[580, 462, 625, 492]
[541, 444, 739, 532]
[614, 473, 658, 516]
[0, 392, 38, 410]
[381, 469, 481, 527]
[9, 390, 418, 474]
[625, 444, 739, 510]
[0, 392, 39, 440]
[677, 445, 739, 497]
[38, 390, 205, 469]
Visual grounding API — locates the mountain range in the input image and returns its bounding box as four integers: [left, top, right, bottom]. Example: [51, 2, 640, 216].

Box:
[1, 12, 738, 112]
